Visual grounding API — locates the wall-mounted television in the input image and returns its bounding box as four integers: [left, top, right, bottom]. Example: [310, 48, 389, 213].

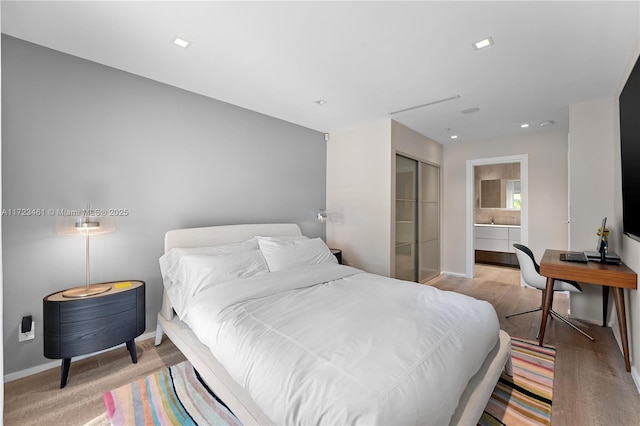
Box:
[619, 54, 640, 242]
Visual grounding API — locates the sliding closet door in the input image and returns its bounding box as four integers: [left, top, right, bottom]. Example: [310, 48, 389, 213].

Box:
[395, 154, 440, 283]
[395, 155, 418, 282]
[419, 162, 440, 282]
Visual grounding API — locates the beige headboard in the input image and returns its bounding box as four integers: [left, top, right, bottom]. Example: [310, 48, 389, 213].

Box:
[160, 223, 303, 320]
[164, 223, 303, 252]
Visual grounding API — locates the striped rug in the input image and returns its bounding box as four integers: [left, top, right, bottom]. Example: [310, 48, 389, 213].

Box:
[103, 361, 241, 426]
[479, 337, 555, 426]
[104, 338, 554, 426]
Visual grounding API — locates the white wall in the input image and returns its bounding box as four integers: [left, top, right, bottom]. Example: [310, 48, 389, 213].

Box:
[0, 1, 5, 417]
[596, 42, 640, 388]
[568, 97, 617, 325]
[392, 121, 443, 164]
[442, 129, 569, 275]
[561, 43, 640, 388]
[326, 119, 442, 278]
[326, 119, 392, 276]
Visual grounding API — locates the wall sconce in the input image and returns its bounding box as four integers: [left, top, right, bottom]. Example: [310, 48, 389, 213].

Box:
[55, 206, 116, 298]
[317, 208, 327, 223]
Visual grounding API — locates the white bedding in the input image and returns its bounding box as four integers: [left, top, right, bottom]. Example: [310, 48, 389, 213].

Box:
[181, 263, 500, 425]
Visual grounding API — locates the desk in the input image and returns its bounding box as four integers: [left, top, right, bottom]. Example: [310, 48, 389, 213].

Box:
[539, 250, 637, 372]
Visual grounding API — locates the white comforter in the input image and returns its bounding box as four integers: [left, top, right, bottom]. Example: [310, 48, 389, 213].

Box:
[185, 264, 499, 425]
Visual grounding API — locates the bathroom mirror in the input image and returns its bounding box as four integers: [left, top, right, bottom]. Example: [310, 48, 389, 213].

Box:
[480, 179, 521, 209]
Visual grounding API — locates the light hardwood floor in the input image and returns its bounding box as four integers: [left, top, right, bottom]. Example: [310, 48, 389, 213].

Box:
[430, 265, 640, 426]
[4, 266, 640, 425]
[4, 336, 186, 425]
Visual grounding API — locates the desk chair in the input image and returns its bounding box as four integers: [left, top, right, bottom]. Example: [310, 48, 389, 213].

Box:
[507, 244, 594, 341]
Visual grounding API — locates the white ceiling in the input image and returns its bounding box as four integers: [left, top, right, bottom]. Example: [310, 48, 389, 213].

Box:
[2, 1, 639, 144]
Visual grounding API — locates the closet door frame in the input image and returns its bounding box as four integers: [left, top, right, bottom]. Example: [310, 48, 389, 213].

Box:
[419, 161, 440, 282]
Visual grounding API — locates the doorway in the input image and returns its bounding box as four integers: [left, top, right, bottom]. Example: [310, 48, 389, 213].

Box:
[465, 155, 528, 279]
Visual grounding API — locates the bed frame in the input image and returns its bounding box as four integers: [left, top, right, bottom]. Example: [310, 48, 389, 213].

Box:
[155, 223, 513, 425]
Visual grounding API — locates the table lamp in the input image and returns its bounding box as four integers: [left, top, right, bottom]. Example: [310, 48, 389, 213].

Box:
[56, 208, 115, 298]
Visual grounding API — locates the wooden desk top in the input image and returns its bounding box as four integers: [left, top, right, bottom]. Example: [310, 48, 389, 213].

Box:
[540, 250, 637, 289]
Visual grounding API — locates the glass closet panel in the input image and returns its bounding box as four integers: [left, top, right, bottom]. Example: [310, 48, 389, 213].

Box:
[395, 155, 418, 282]
[419, 162, 440, 282]
[395, 154, 440, 283]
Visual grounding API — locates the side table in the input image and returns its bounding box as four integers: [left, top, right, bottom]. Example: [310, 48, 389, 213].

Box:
[330, 248, 343, 264]
[43, 280, 146, 388]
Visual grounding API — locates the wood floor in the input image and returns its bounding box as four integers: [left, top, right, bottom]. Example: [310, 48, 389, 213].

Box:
[4, 264, 640, 425]
[430, 264, 640, 426]
[3, 336, 186, 426]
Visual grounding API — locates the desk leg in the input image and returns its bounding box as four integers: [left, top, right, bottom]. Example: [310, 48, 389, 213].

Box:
[602, 286, 609, 326]
[612, 288, 631, 372]
[539, 277, 555, 345]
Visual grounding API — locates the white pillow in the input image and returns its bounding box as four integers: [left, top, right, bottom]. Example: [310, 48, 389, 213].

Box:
[167, 250, 269, 319]
[159, 238, 259, 288]
[258, 237, 338, 272]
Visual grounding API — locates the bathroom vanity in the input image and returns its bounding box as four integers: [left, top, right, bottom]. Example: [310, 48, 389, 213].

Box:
[474, 224, 521, 267]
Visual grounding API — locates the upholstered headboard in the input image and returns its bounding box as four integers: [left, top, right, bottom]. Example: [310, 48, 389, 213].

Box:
[164, 223, 303, 252]
[160, 223, 303, 320]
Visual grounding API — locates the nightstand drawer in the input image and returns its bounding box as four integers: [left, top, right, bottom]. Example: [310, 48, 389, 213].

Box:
[59, 291, 137, 323]
[56, 308, 137, 358]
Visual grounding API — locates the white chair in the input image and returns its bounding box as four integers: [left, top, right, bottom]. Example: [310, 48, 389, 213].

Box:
[507, 244, 594, 341]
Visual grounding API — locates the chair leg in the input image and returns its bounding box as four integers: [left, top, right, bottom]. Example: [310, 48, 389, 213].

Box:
[505, 306, 542, 318]
[505, 305, 594, 341]
[550, 309, 595, 341]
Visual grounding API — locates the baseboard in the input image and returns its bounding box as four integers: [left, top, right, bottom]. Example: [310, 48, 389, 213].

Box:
[567, 313, 604, 327]
[632, 365, 640, 395]
[441, 271, 466, 278]
[3, 330, 157, 383]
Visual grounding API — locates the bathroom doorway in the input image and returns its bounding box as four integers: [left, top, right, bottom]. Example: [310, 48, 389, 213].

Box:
[465, 155, 528, 279]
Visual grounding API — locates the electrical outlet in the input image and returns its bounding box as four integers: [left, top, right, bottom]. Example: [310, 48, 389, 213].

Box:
[19, 321, 35, 342]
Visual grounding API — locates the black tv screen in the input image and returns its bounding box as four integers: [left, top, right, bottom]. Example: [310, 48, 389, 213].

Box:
[620, 54, 640, 242]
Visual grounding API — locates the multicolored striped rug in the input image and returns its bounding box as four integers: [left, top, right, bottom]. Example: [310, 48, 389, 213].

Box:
[104, 337, 554, 426]
[479, 337, 555, 426]
[103, 361, 241, 426]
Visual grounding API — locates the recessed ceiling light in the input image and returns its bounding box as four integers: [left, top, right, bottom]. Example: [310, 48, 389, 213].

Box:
[461, 107, 480, 114]
[172, 37, 191, 48]
[450, 135, 458, 140]
[315, 99, 328, 105]
[539, 120, 555, 127]
[473, 37, 494, 50]
[521, 124, 530, 128]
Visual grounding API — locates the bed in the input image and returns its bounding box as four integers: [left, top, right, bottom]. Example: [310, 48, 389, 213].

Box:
[155, 223, 512, 425]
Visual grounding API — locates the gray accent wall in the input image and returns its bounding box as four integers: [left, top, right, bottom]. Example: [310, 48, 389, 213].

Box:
[2, 35, 326, 375]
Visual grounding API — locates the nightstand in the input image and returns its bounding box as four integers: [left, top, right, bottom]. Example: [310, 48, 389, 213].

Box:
[43, 280, 145, 388]
[330, 248, 343, 264]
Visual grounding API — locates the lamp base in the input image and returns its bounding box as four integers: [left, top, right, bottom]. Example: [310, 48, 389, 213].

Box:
[62, 283, 112, 298]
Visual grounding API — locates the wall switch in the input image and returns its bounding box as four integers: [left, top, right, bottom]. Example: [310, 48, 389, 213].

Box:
[19, 320, 35, 342]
